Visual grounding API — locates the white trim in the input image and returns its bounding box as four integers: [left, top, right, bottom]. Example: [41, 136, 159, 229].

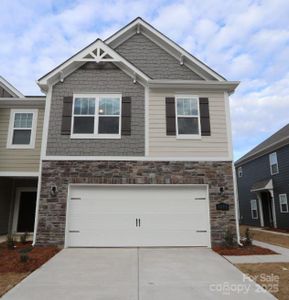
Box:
[145, 86, 149, 156]
[268, 190, 277, 228]
[71, 93, 122, 139]
[256, 193, 264, 227]
[148, 80, 239, 92]
[37, 39, 149, 90]
[64, 183, 211, 248]
[224, 92, 233, 160]
[42, 155, 232, 161]
[0, 171, 39, 177]
[237, 167, 243, 178]
[175, 95, 201, 139]
[250, 199, 258, 219]
[232, 164, 241, 245]
[269, 152, 279, 175]
[279, 194, 289, 213]
[105, 18, 225, 81]
[7, 109, 38, 149]
[0, 76, 24, 98]
[12, 187, 37, 234]
[41, 86, 52, 158]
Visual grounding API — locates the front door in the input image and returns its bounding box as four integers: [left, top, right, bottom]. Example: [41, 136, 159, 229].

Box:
[261, 192, 273, 228]
[16, 191, 37, 232]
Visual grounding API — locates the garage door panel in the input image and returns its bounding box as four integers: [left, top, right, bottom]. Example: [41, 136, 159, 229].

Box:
[66, 185, 210, 247]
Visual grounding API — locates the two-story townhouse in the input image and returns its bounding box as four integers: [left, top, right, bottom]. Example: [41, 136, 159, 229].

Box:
[235, 124, 289, 230]
[30, 17, 240, 248]
[0, 76, 45, 238]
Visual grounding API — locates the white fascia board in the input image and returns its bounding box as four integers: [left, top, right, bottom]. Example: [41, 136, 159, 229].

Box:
[37, 39, 149, 90]
[148, 80, 240, 92]
[0, 76, 24, 98]
[0, 171, 39, 177]
[43, 156, 232, 162]
[105, 18, 225, 82]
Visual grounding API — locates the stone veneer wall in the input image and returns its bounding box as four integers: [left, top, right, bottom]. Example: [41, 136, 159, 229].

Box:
[36, 160, 236, 246]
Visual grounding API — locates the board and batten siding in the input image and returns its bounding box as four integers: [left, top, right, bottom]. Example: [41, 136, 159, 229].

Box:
[0, 108, 44, 172]
[149, 90, 230, 158]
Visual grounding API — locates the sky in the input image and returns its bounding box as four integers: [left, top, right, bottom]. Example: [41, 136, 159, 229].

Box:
[0, 0, 289, 160]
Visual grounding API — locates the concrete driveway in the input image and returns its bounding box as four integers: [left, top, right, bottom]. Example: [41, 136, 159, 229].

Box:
[2, 248, 275, 300]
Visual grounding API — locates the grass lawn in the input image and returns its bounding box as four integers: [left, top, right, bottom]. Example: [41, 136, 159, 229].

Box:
[236, 263, 289, 300]
[0, 241, 60, 297]
[240, 225, 289, 249]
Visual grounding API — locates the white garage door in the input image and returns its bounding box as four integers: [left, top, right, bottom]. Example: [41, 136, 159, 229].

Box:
[66, 185, 210, 247]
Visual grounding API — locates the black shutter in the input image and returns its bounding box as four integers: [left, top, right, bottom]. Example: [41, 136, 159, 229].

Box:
[199, 97, 211, 136]
[61, 96, 73, 135]
[121, 96, 131, 136]
[165, 97, 176, 135]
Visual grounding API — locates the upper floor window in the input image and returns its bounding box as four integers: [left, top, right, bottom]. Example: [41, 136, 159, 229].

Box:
[71, 94, 121, 138]
[176, 96, 200, 138]
[279, 194, 288, 213]
[237, 167, 243, 178]
[250, 199, 258, 219]
[269, 152, 279, 175]
[7, 109, 38, 149]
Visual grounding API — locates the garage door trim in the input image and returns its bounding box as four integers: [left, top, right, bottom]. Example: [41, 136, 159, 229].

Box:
[64, 184, 211, 248]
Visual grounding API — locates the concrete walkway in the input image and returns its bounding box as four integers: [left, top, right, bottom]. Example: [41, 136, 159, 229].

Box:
[2, 247, 274, 300]
[225, 241, 289, 264]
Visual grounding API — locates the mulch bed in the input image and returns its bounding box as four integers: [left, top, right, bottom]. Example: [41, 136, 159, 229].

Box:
[213, 245, 277, 256]
[0, 242, 60, 273]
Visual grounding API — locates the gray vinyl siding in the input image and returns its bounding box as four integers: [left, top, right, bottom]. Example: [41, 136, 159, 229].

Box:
[115, 33, 203, 80]
[0, 108, 44, 172]
[46, 65, 145, 156]
[0, 86, 13, 97]
[236, 143, 289, 229]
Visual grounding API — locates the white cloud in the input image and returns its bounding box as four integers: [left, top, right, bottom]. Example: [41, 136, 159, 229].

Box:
[0, 0, 288, 159]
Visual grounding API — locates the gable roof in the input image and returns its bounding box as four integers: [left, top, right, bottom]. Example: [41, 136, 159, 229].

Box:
[235, 123, 289, 166]
[37, 39, 150, 92]
[105, 17, 226, 81]
[0, 76, 24, 98]
[37, 18, 239, 93]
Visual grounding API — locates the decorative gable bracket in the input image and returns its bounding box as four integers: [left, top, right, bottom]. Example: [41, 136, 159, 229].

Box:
[77, 46, 118, 63]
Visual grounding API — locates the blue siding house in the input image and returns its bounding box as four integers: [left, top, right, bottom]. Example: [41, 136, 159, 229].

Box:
[235, 124, 289, 230]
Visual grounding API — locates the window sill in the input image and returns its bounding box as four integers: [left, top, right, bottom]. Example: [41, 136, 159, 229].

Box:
[7, 144, 35, 149]
[176, 135, 202, 140]
[70, 134, 121, 139]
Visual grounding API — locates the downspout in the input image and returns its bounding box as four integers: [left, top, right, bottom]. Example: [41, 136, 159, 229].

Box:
[232, 165, 243, 246]
[225, 91, 242, 246]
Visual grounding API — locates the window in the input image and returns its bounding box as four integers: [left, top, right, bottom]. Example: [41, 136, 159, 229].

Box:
[269, 152, 279, 175]
[238, 167, 243, 178]
[279, 194, 288, 213]
[71, 94, 121, 138]
[176, 96, 200, 138]
[250, 199, 258, 219]
[7, 109, 38, 149]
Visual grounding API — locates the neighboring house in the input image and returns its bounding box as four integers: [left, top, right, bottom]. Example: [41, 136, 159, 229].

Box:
[235, 124, 289, 230]
[0, 76, 45, 236]
[1, 18, 240, 247]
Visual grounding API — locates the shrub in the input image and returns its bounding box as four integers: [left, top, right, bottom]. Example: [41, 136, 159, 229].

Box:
[20, 232, 29, 244]
[243, 227, 253, 246]
[224, 228, 235, 247]
[19, 253, 29, 263]
[6, 235, 15, 250]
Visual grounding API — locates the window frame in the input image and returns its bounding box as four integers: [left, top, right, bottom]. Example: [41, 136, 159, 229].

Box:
[238, 167, 243, 178]
[279, 194, 288, 213]
[7, 109, 38, 149]
[250, 199, 258, 219]
[71, 94, 122, 139]
[175, 95, 201, 139]
[269, 152, 279, 175]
